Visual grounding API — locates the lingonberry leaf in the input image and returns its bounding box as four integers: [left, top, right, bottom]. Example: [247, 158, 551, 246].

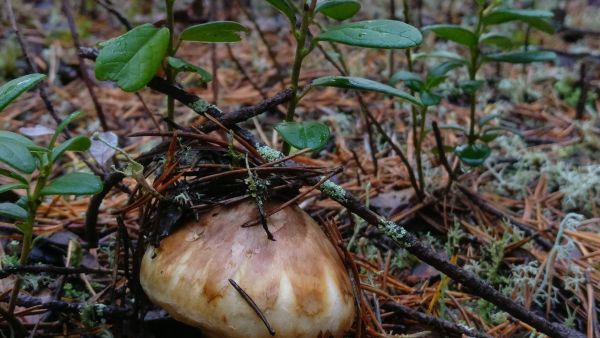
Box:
[40, 172, 103, 196]
[274, 121, 330, 150]
[422, 24, 478, 47]
[0, 73, 46, 113]
[95, 24, 169, 92]
[454, 143, 491, 167]
[265, 0, 297, 26]
[167, 57, 213, 83]
[483, 9, 554, 34]
[316, 20, 422, 49]
[51, 136, 91, 163]
[0, 140, 36, 174]
[180, 21, 249, 43]
[313, 76, 423, 107]
[0, 202, 28, 221]
[315, 0, 361, 20]
[484, 50, 556, 64]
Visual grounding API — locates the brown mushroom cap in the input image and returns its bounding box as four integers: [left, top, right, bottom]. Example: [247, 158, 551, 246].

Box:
[140, 199, 355, 338]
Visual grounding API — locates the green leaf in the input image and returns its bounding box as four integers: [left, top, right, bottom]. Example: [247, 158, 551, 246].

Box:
[274, 121, 330, 150]
[312, 76, 423, 107]
[420, 91, 441, 106]
[0, 168, 28, 185]
[0, 141, 36, 174]
[180, 21, 249, 43]
[315, 20, 422, 49]
[51, 136, 91, 163]
[315, 0, 361, 20]
[479, 127, 503, 142]
[50, 111, 84, 149]
[422, 24, 478, 47]
[484, 50, 556, 64]
[479, 33, 513, 49]
[0, 73, 46, 112]
[459, 80, 485, 95]
[454, 143, 491, 167]
[478, 113, 502, 126]
[0, 131, 44, 152]
[0, 183, 28, 194]
[0, 202, 28, 221]
[412, 51, 468, 64]
[437, 124, 466, 134]
[265, 0, 296, 26]
[95, 24, 169, 92]
[389, 71, 423, 91]
[483, 9, 554, 34]
[426, 60, 464, 88]
[167, 57, 213, 83]
[41, 172, 103, 196]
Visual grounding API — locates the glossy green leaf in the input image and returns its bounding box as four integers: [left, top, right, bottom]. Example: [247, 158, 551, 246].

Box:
[478, 113, 502, 126]
[479, 33, 513, 49]
[412, 51, 468, 64]
[483, 9, 554, 33]
[0, 141, 36, 174]
[484, 50, 556, 64]
[274, 121, 330, 150]
[389, 71, 423, 91]
[426, 60, 464, 88]
[95, 24, 169, 92]
[265, 0, 296, 26]
[422, 24, 478, 47]
[0, 183, 28, 194]
[316, 20, 422, 49]
[0, 202, 27, 220]
[479, 127, 503, 142]
[454, 143, 491, 167]
[181, 21, 249, 43]
[0, 131, 40, 150]
[315, 0, 361, 20]
[420, 91, 442, 106]
[312, 76, 423, 107]
[167, 57, 213, 83]
[459, 80, 485, 95]
[0, 74, 46, 112]
[40, 172, 103, 196]
[51, 136, 91, 162]
[0, 168, 28, 185]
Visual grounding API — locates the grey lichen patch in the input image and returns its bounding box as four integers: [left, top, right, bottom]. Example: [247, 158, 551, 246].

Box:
[378, 218, 409, 246]
[256, 144, 283, 162]
[321, 179, 346, 202]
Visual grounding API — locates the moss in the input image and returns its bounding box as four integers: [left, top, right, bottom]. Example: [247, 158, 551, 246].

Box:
[321, 179, 346, 202]
[189, 98, 221, 113]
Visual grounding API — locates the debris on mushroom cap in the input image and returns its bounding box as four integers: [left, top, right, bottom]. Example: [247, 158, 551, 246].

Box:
[140, 199, 356, 338]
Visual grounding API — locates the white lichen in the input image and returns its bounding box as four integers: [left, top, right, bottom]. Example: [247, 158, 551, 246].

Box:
[256, 144, 283, 162]
[321, 179, 346, 202]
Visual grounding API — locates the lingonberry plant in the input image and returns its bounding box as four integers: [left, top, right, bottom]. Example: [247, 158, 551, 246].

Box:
[265, 0, 425, 154]
[94, 1, 243, 122]
[420, 1, 556, 166]
[0, 73, 103, 314]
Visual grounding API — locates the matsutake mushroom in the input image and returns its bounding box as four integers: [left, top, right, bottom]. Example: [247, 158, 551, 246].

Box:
[140, 199, 356, 338]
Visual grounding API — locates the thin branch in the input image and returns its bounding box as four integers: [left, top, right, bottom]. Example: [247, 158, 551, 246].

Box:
[62, 0, 110, 131]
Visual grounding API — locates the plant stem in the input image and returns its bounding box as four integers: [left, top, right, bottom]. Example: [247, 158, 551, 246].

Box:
[416, 106, 427, 192]
[282, 0, 316, 155]
[7, 165, 48, 315]
[165, 0, 176, 126]
[467, 3, 485, 145]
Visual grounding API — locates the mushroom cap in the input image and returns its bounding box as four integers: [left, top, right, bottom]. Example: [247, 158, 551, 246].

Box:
[140, 199, 355, 338]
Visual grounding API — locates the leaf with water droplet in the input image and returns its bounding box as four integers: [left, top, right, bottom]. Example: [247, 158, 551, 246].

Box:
[316, 20, 422, 49]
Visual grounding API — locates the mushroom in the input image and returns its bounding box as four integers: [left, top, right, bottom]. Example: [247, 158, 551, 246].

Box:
[140, 199, 356, 338]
